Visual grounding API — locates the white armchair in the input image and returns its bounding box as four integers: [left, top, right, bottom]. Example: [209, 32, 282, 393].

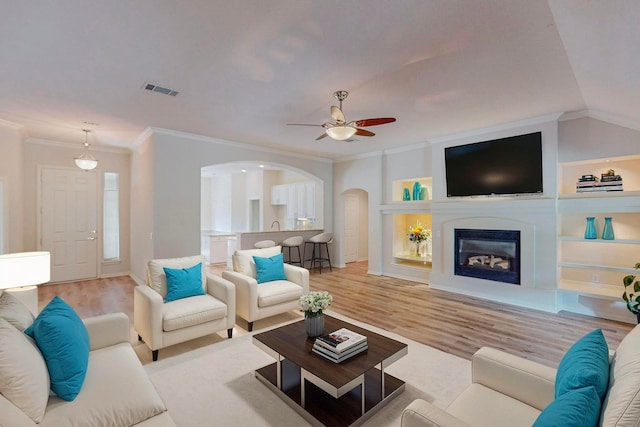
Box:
[134, 255, 235, 361]
[222, 246, 309, 332]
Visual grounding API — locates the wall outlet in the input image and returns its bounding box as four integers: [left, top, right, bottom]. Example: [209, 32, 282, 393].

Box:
[591, 273, 600, 283]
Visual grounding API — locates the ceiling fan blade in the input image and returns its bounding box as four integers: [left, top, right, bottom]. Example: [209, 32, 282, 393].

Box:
[355, 128, 375, 137]
[315, 133, 328, 141]
[287, 123, 323, 127]
[352, 117, 397, 127]
[330, 106, 345, 124]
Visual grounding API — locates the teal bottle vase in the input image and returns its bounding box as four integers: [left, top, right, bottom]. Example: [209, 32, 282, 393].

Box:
[602, 217, 615, 240]
[403, 188, 410, 201]
[584, 217, 597, 239]
[412, 182, 421, 200]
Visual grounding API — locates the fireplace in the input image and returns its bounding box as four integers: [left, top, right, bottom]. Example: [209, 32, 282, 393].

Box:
[454, 229, 521, 285]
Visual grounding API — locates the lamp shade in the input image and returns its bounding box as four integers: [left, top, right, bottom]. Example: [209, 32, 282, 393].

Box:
[0, 251, 51, 290]
[75, 152, 98, 171]
[325, 125, 357, 141]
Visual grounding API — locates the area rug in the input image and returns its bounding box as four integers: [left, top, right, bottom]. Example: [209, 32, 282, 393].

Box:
[143, 311, 471, 426]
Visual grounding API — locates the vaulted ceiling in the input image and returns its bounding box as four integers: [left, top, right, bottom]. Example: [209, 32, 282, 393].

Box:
[1, 1, 638, 159]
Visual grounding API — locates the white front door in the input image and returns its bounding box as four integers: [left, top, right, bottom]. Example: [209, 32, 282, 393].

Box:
[39, 167, 98, 282]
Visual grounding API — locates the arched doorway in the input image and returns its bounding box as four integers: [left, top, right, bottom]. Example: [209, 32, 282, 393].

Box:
[343, 189, 368, 263]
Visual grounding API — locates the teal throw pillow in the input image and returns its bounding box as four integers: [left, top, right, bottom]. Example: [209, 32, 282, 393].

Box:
[24, 296, 90, 401]
[163, 263, 205, 303]
[253, 253, 287, 284]
[555, 329, 609, 400]
[533, 386, 601, 427]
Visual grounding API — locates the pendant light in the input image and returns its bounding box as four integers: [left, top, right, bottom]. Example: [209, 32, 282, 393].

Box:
[74, 129, 98, 171]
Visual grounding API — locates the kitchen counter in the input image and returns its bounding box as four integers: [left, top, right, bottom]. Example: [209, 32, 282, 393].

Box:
[235, 229, 324, 250]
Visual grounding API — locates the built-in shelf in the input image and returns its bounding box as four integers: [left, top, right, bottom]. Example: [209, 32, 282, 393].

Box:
[558, 262, 638, 274]
[391, 177, 432, 202]
[557, 155, 640, 302]
[558, 236, 640, 244]
[558, 279, 621, 299]
[394, 253, 432, 263]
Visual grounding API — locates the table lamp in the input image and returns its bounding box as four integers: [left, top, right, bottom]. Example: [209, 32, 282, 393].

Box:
[0, 251, 51, 315]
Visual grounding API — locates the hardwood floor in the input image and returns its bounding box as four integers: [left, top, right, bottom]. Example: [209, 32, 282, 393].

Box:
[39, 261, 634, 367]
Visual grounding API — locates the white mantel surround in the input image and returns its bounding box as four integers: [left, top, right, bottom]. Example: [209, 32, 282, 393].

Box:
[429, 197, 558, 313]
[425, 115, 560, 313]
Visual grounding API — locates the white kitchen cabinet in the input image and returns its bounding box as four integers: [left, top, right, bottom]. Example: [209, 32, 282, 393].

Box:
[271, 184, 287, 205]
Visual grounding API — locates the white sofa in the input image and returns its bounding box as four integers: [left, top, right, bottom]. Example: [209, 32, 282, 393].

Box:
[222, 246, 309, 331]
[0, 291, 174, 426]
[401, 323, 640, 427]
[134, 255, 236, 361]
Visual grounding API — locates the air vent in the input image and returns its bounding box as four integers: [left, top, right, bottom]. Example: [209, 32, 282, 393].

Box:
[143, 82, 179, 96]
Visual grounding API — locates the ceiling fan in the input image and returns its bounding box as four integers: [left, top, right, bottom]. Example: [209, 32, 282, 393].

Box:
[288, 90, 396, 141]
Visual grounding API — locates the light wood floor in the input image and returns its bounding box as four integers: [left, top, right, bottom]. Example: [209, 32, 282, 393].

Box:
[39, 261, 633, 367]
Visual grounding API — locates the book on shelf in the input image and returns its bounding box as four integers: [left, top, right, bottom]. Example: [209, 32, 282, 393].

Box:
[601, 175, 622, 182]
[315, 328, 368, 353]
[576, 184, 623, 192]
[312, 341, 368, 363]
[578, 174, 599, 182]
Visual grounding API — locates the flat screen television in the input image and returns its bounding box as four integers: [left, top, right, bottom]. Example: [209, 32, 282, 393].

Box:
[444, 131, 543, 197]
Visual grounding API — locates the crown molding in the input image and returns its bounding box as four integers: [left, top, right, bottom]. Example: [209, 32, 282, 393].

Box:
[149, 127, 334, 164]
[25, 138, 130, 154]
[0, 118, 25, 131]
[560, 109, 640, 132]
[428, 112, 563, 145]
[334, 150, 383, 163]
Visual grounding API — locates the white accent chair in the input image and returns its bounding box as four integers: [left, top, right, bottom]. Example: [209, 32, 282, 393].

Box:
[134, 255, 236, 361]
[222, 246, 309, 332]
[401, 323, 640, 427]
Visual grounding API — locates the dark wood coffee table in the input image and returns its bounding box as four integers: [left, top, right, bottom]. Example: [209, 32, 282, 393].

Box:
[252, 315, 408, 426]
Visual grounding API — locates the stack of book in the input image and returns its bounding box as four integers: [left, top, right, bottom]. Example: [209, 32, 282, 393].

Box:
[576, 174, 623, 193]
[312, 328, 368, 363]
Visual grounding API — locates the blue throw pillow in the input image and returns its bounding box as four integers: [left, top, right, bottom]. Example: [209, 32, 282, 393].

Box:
[24, 296, 90, 401]
[533, 386, 601, 427]
[163, 263, 205, 303]
[253, 253, 287, 284]
[555, 329, 609, 400]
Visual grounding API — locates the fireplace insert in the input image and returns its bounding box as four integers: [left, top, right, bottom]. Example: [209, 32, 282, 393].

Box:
[454, 229, 521, 285]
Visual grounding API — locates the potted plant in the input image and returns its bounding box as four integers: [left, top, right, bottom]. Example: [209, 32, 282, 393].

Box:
[622, 263, 640, 323]
[299, 290, 333, 337]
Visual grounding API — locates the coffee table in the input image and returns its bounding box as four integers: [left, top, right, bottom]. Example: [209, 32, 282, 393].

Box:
[252, 315, 408, 426]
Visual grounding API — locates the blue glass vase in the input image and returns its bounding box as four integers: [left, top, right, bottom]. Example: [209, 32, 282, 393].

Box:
[412, 182, 421, 200]
[584, 217, 597, 239]
[403, 188, 410, 201]
[602, 217, 614, 240]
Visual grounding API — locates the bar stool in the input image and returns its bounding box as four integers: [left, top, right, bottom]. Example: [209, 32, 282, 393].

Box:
[280, 236, 303, 266]
[304, 232, 333, 273]
[254, 240, 276, 249]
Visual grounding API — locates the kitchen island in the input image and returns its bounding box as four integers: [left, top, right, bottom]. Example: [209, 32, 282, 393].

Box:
[235, 229, 324, 250]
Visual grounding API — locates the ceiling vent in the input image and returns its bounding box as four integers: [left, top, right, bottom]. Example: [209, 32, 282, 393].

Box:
[143, 82, 179, 96]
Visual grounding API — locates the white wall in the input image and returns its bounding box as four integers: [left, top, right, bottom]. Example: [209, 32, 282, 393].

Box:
[0, 124, 25, 253]
[130, 135, 154, 284]
[334, 154, 382, 272]
[130, 128, 333, 280]
[558, 116, 640, 162]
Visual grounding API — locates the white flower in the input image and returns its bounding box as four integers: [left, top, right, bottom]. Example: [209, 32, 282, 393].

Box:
[299, 291, 333, 318]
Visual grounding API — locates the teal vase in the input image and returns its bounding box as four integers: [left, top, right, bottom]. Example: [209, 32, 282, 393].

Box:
[602, 217, 614, 240]
[403, 188, 410, 201]
[584, 217, 597, 239]
[412, 182, 421, 200]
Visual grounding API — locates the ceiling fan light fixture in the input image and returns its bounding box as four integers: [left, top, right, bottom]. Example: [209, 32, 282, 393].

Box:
[326, 125, 356, 141]
[75, 129, 98, 171]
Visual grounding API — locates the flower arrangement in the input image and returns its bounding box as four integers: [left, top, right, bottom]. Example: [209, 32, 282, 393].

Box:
[622, 262, 640, 318]
[299, 291, 333, 318]
[408, 222, 432, 244]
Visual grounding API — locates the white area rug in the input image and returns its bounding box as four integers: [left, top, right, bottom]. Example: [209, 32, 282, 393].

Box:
[143, 311, 471, 426]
